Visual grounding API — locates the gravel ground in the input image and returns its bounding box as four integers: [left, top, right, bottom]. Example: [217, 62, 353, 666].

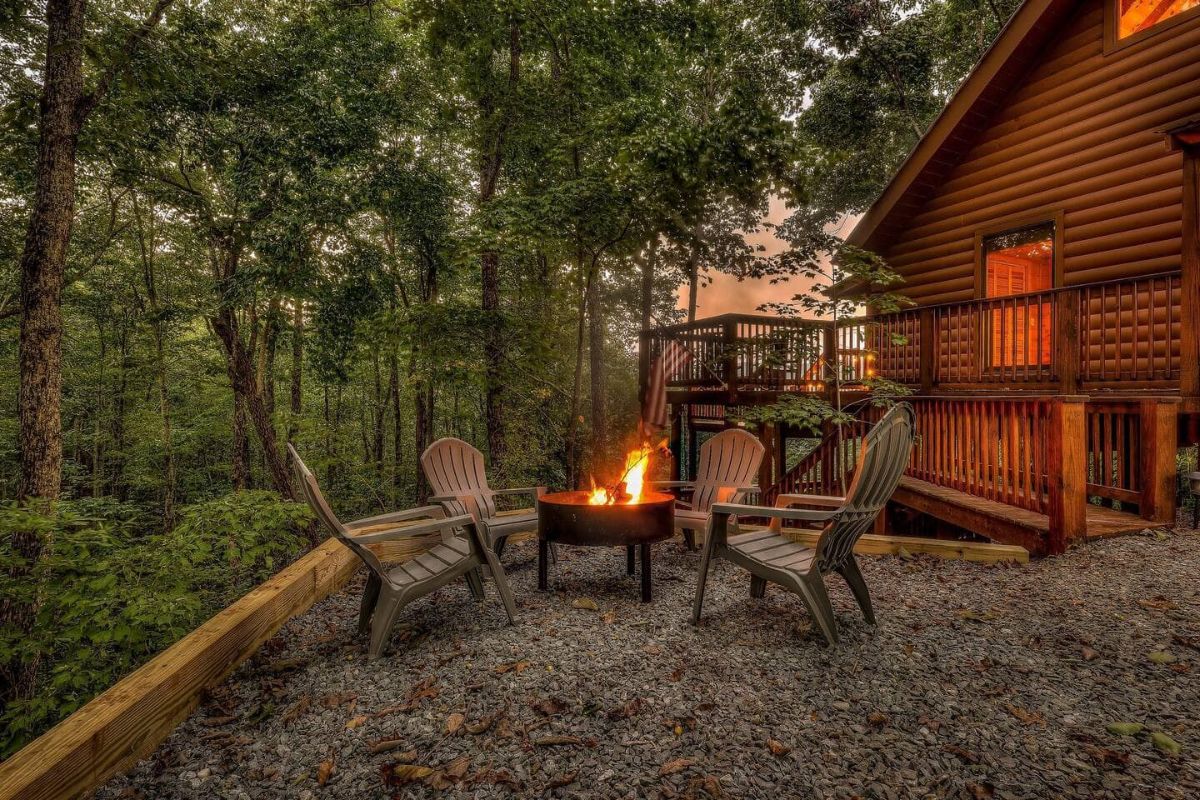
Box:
[99, 526, 1200, 800]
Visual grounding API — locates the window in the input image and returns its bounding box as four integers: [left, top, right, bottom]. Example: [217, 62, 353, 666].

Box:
[1117, 0, 1200, 39]
[982, 222, 1054, 369]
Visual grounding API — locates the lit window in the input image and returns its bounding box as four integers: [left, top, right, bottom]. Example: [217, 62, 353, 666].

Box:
[983, 222, 1054, 369]
[1118, 0, 1200, 38]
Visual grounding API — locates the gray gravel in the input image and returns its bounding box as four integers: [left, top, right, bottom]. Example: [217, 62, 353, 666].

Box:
[98, 526, 1200, 799]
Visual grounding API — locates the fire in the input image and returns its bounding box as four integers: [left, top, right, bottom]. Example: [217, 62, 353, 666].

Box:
[587, 442, 657, 505]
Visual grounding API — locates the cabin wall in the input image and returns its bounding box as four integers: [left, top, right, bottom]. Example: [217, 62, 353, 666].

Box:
[884, 0, 1200, 305]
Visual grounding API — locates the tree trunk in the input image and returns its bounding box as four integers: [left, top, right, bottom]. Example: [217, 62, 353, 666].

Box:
[110, 327, 130, 501]
[587, 263, 606, 458]
[16, 0, 87, 504]
[478, 21, 521, 473]
[287, 300, 303, 451]
[564, 274, 588, 489]
[686, 224, 702, 324]
[641, 238, 657, 330]
[92, 320, 107, 498]
[388, 349, 402, 503]
[230, 380, 250, 491]
[212, 307, 294, 500]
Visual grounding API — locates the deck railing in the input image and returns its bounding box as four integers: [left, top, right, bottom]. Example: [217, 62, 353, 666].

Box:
[641, 271, 1184, 399]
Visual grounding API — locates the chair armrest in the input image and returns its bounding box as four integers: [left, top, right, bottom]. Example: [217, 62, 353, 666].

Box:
[651, 481, 695, 489]
[348, 510, 473, 544]
[711, 503, 839, 524]
[492, 486, 546, 500]
[345, 505, 447, 531]
[774, 493, 845, 510]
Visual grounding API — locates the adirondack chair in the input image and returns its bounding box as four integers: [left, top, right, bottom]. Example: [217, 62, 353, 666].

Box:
[652, 428, 765, 550]
[289, 445, 517, 658]
[690, 403, 915, 645]
[421, 438, 545, 557]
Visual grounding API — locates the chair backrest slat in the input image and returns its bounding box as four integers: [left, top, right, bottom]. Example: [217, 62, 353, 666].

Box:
[814, 403, 915, 572]
[288, 445, 386, 578]
[691, 429, 765, 512]
[421, 438, 498, 522]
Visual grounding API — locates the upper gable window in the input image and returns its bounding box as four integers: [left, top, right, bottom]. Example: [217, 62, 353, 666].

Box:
[1118, 0, 1200, 38]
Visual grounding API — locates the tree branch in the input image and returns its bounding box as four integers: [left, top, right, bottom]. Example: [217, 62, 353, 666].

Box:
[75, 0, 176, 123]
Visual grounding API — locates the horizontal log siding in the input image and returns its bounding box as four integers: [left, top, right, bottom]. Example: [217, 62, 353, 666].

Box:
[882, 0, 1200, 305]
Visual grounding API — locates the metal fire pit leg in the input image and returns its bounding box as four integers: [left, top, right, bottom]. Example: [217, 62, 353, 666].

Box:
[640, 543, 652, 602]
[626, 545, 635, 575]
[538, 538, 550, 592]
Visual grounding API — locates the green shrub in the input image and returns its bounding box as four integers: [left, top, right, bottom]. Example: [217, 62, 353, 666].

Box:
[0, 491, 312, 755]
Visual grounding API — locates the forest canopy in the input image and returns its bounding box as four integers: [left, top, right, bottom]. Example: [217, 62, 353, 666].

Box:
[0, 0, 1019, 751]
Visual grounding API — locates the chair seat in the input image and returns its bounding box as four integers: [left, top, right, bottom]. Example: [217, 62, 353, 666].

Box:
[484, 510, 538, 535]
[385, 538, 471, 588]
[675, 507, 708, 527]
[728, 528, 815, 573]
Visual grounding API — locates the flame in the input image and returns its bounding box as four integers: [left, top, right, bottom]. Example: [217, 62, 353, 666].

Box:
[587, 442, 657, 505]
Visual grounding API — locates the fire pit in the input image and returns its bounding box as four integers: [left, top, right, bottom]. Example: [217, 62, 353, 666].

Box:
[537, 490, 675, 602]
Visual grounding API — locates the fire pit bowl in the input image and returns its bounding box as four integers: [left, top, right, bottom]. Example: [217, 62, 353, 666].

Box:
[537, 490, 675, 602]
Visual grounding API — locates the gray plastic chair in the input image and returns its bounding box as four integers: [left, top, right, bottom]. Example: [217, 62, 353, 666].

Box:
[289, 445, 517, 658]
[691, 403, 915, 645]
[421, 438, 545, 557]
[652, 428, 765, 550]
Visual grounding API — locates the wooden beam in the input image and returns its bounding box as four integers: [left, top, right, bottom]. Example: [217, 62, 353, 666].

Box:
[778, 529, 1029, 564]
[0, 539, 362, 800]
[1054, 289, 1080, 393]
[1139, 397, 1182, 524]
[1180, 145, 1200, 399]
[1046, 396, 1088, 554]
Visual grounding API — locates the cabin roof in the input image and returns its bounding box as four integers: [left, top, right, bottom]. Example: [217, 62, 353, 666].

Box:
[845, 0, 1082, 254]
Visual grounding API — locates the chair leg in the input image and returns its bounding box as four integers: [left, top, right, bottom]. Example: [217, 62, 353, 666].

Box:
[836, 556, 875, 625]
[691, 541, 715, 625]
[367, 592, 405, 659]
[480, 550, 518, 625]
[493, 537, 507, 560]
[465, 567, 485, 601]
[789, 574, 839, 646]
[750, 574, 766, 599]
[682, 529, 696, 551]
[358, 573, 381, 636]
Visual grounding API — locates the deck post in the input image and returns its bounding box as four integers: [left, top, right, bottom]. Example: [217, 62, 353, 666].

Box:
[1046, 396, 1087, 555]
[757, 422, 778, 492]
[722, 318, 739, 403]
[1054, 289, 1080, 394]
[918, 308, 935, 393]
[637, 330, 651, 412]
[1178, 138, 1199, 400]
[822, 323, 837, 401]
[1138, 397, 1181, 524]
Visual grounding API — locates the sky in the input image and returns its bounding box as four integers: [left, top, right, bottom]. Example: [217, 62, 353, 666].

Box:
[676, 198, 861, 318]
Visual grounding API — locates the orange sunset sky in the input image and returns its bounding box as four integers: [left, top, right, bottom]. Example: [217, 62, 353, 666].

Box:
[676, 197, 860, 318]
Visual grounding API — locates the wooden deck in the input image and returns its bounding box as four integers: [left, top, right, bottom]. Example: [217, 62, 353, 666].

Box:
[893, 476, 1151, 556]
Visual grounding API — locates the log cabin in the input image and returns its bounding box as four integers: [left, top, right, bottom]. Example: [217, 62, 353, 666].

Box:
[639, 0, 1200, 555]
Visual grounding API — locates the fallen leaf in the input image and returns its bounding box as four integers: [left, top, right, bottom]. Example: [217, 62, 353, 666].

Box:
[943, 744, 979, 764]
[956, 609, 986, 622]
[702, 774, 724, 797]
[600, 610, 617, 624]
[320, 691, 358, 709]
[1138, 596, 1177, 611]
[897, 545, 914, 561]
[766, 739, 791, 756]
[533, 735, 587, 747]
[445, 712, 465, 734]
[659, 757, 695, 776]
[965, 781, 994, 799]
[545, 770, 578, 789]
[466, 709, 503, 735]
[469, 768, 522, 790]
[316, 759, 334, 786]
[1151, 731, 1182, 755]
[263, 657, 307, 675]
[1006, 704, 1045, 726]
[669, 667, 685, 682]
[1106, 722, 1144, 736]
[1148, 650, 1177, 664]
[442, 755, 471, 781]
[380, 763, 435, 787]
[1171, 634, 1200, 652]
[642, 643, 663, 656]
[282, 694, 311, 725]
[1083, 744, 1130, 766]
[494, 660, 531, 674]
[366, 738, 411, 756]
[1081, 646, 1099, 661]
[607, 697, 643, 721]
[532, 697, 569, 716]
[867, 712, 890, 728]
[572, 597, 599, 610]
[345, 715, 368, 730]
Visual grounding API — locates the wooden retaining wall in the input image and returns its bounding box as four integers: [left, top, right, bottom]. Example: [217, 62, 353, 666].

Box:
[0, 538, 361, 800]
